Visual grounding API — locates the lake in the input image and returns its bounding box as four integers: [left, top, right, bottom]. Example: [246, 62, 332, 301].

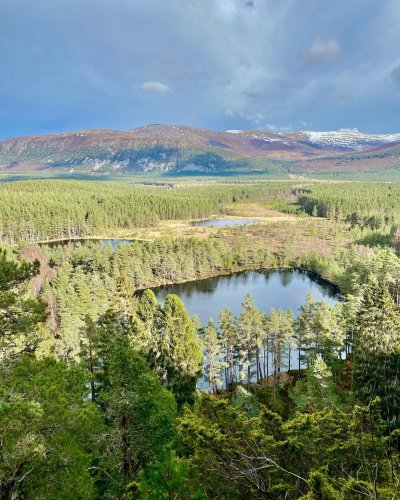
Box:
[41, 238, 135, 250]
[154, 269, 339, 387]
[192, 218, 256, 227]
[154, 268, 338, 324]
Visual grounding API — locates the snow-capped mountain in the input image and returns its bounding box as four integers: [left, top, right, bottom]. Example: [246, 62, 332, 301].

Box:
[303, 129, 400, 151]
[0, 124, 399, 176]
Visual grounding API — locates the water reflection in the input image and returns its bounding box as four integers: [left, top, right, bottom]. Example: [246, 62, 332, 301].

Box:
[41, 238, 134, 250]
[192, 219, 255, 227]
[154, 269, 338, 324]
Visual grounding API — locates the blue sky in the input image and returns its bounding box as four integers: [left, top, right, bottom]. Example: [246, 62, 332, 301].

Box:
[1, 0, 399, 138]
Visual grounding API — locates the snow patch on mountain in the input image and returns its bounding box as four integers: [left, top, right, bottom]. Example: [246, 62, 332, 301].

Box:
[304, 130, 400, 150]
[250, 133, 289, 144]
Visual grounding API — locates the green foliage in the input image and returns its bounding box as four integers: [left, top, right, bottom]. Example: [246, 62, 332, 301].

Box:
[0, 356, 101, 499]
[98, 336, 178, 495]
[79, 312, 179, 496]
[266, 308, 294, 392]
[128, 450, 203, 499]
[0, 180, 297, 243]
[295, 293, 345, 368]
[298, 183, 400, 228]
[237, 293, 264, 384]
[299, 471, 340, 499]
[179, 392, 400, 498]
[231, 385, 261, 418]
[40, 236, 278, 358]
[353, 278, 400, 429]
[289, 355, 342, 413]
[0, 250, 47, 357]
[163, 294, 203, 406]
[202, 318, 226, 393]
[2, 180, 400, 497]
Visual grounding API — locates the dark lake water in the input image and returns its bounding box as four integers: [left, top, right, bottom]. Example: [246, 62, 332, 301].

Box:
[192, 218, 255, 227]
[153, 268, 338, 324]
[41, 238, 134, 250]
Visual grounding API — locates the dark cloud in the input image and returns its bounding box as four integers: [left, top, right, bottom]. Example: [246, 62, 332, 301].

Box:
[391, 66, 400, 87]
[242, 91, 260, 101]
[0, 0, 399, 137]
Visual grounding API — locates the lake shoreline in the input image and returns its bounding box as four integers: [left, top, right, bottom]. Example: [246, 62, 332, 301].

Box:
[137, 265, 343, 299]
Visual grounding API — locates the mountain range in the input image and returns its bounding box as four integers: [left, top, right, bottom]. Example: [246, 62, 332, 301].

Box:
[1, 124, 400, 178]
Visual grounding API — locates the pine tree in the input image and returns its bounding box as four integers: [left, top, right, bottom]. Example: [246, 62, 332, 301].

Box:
[353, 278, 400, 429]
[162, 294, 203, 405]
[202, 318, 226, 393]
[219, 307, 238, 387]
[97, 332, 178, 495]
[237, 294, 264, 384]
[266, 308, 294, 395]
[0, 356, 102, 498]
[295, 294, 344, 370]
[0, 250, 47, 358]
[289, 355, 342, 413]
[295, 293, 315, 369]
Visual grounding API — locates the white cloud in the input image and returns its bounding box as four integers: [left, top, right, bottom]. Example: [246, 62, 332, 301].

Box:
[224, 107, 266, 124]
[300, 37, 340, 64]
[265, 123, 294, 132]
[141, 81, 170, 93]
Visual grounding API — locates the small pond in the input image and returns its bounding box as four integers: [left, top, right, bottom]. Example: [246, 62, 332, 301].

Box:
[41, 238, 135, 250]
[192, 218, 256, 227]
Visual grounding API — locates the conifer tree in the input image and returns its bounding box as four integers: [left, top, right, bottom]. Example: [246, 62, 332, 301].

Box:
[266, 308, 294, 394]
[0, 250, 47, 358]
[295, 293, 315, 369]
[353, 278, 400, 429]
[219, 307, 238, 387]
[202, 318, 225, 393]
[162, 294, 203, 405]
[289, 355, 341, 413]
[98, 336, 177, 495]
[237, 294, 264, 384]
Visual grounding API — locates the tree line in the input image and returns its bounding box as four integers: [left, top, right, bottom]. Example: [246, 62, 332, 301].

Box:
[298, 182, 400, 229]
[0, 180, 297, 243]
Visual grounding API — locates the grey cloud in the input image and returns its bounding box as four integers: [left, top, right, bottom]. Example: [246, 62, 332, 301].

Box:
[331, 90, 353, 103]
[300, 38, 340, 64]
[391, 66, 400, 87]
[0, 0, 399, 138]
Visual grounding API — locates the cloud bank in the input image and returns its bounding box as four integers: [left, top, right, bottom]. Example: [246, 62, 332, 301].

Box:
[0, 0, 399, 137]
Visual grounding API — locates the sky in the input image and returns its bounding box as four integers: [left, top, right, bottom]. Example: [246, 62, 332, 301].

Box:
[0, 0, 399, 138]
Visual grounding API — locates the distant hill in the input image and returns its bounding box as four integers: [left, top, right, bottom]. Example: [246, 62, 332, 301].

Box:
[1, 124, 399, 178]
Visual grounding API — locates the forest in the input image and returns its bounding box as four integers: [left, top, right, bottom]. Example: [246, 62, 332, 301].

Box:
[0, 180, 297, 243]
[1, 178, 400, 498]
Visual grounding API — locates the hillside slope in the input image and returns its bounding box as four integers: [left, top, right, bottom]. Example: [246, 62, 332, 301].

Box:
[0, 124, 399, 177]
